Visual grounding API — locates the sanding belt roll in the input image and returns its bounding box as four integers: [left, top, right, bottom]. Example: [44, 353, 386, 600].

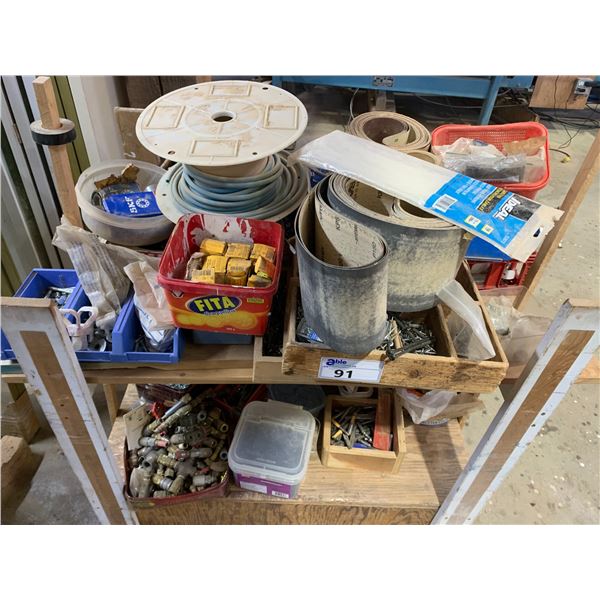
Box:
[295, 175, 468, 354]
[295, 180, 389, 355]
[348, 111, 431, 152]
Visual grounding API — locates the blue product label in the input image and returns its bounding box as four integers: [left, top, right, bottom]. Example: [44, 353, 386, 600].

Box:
[102, 192, 161, 217]
[424, 174, 539, 249]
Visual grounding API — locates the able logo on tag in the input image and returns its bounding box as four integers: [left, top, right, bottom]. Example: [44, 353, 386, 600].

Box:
[318, 357, 383, 383]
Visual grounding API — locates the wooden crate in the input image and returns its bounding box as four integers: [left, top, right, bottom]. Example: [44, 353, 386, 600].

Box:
[1, 435, 42, 512]
[321, 390, 406, 473]
[253, 267, 318, 384]
[1, 389, 40, 442]
[282, 262, 508, 393]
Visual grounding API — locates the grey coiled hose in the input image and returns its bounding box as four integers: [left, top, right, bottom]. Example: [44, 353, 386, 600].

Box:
[162, 152, 308, 220]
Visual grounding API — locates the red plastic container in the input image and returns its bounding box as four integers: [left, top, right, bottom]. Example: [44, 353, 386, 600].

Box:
[123, 440, 228, 509]
[431, 122, 550, 199]
[468, 253, 537, 290]
[158, 214, 284, 336]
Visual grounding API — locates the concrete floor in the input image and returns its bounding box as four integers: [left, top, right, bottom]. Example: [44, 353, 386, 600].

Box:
[2, 85, 598, 525]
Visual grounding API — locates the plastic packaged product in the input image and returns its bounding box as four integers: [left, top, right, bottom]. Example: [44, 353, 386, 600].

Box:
[290, 131, 563, 262]
[296, 318, 324, 344]
[102, 192, 162, 218]
[123, 260, 174, 331]
[91, 182, 141, 206]
[133, 296, 175, 353]
[228, 400, 315, 499]
[53, 219, 156, 331]
[432, 137, 527, 183]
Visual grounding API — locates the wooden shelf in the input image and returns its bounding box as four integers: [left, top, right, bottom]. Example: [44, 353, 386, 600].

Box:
[108, 387, 468, 524]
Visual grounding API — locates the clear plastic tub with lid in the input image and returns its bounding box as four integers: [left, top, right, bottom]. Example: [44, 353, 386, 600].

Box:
[228, 400, 315, 499]
[75, 159, 173, 247]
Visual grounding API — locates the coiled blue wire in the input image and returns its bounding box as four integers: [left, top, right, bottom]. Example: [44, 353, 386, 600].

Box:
[164, 153, 307, 220]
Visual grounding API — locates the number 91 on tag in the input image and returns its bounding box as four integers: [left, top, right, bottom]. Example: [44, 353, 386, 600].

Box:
[318, 357, 383, 384]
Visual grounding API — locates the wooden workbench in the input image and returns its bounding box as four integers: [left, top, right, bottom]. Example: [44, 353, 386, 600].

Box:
[1, 295, 597, 525]
[2, 132, 598, 525]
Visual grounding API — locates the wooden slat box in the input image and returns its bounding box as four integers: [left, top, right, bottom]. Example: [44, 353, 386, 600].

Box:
[321, 390, 406, 474]
[281, 262, 508, 393]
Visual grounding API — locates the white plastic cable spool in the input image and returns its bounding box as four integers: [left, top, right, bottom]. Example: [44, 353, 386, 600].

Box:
[135, 80, 308, 167]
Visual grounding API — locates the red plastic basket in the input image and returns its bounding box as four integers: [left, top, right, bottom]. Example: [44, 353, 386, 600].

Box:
[431, 122, 550, 199]
[158, 214, 284, 336]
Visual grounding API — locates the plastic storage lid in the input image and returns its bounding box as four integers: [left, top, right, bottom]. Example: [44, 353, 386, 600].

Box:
[228, 400, 315, 484]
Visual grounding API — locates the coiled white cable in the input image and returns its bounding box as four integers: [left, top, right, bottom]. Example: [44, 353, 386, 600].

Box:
[157, 152, 309, 221]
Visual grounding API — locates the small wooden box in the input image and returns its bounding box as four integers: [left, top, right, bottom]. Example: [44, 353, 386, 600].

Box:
[321, 390, 406, 474]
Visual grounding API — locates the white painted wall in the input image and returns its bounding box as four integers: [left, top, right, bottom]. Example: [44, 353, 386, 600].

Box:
[68, 76, 125, 164]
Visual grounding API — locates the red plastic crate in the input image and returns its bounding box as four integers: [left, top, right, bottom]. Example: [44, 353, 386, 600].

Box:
[431, 122, 550, 199]
[158, 214, 284, 336]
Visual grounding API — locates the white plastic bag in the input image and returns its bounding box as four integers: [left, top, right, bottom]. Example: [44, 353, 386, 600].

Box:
[484, 296, 550, 365]
[52, 219, 155, 331]
[123, 261, 174, 331]
[396, 388, 456, 424]
[437, 279, 495, 360]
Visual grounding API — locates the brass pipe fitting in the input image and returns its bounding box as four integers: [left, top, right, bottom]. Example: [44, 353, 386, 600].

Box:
[192, 473, 217, 487]
[209, 439, 224, 462]
[152, 474, 174, 491]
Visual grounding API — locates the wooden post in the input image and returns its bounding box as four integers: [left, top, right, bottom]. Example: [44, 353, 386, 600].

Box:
[0, 297, 136, 525]
[432, 299, 599, 524]
[514, 131, 600, 310]
[103, 384, 124, 425]
[32, 76, 84, 228]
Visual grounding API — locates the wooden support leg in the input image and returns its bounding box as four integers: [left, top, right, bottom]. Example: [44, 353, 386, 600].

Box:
[103, 384, 124, 425]
[0, 297, 136, 525]
[514, 131, 600, 311]
[432, 299, 599, 524]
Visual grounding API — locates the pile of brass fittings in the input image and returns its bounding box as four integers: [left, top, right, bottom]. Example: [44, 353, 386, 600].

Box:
[379, 316, 436, 361]
[128, 390, 230, 499]
[330, 405, 376, 449]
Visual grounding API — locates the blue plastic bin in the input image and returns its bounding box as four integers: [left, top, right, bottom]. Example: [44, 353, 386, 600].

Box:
[465, 237, 512, 262]
[118, 295, 184, 363]
[1, 269, 85, 360]
[191, 330, 253, 345]
[69, 291, 183, 363]
[1, 268, 183, 364]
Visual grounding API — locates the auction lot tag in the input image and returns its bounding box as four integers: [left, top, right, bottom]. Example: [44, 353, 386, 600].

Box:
[318, 357, 383, 383]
